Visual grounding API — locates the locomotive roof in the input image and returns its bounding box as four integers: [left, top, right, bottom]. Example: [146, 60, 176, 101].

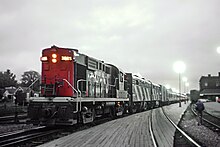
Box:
[43, 45, 79, 52]
[152, 82, 160, 87]
[106, 63, 126, 74]
[132, 74, 151, 84]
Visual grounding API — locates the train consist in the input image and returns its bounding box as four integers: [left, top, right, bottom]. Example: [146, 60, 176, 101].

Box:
[27, 46, 186, 125]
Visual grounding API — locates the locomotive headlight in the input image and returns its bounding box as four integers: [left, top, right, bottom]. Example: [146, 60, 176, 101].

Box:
[52, 53, 57, 58]
[40, 56, 48, 61]
[51, 53, 57, 63]
[52, 58, 57, 63]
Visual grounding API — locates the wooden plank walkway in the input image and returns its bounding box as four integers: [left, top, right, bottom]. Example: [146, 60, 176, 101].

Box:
[40, 111, 154, 147]
[163, 102, 189, 125]
[151, 108, 175, 147]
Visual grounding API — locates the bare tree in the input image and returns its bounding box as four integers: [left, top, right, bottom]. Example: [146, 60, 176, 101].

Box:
[20, 70, 40, 91]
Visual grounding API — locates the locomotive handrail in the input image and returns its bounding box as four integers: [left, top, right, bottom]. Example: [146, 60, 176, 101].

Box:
[14, 78, 40, 94]
[77, 79, 87, 97]
[28, 78, 40, 89]
[77, 79, 87, 112]
[62, 79, 78, 96]
[63, 79, 79, 112]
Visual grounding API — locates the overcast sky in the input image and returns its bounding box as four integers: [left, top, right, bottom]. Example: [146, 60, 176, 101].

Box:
[0, 0, 220, 91]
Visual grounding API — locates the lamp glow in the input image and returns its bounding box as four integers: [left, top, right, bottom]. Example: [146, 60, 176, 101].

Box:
[52, 53, 57, 58]
[52, 58, 57, 63]
[217, 47, 220, 54]
[173, 60, 186, 107]
[173, 61, 186, 74]
[40, 56, 48, 61]
[182, 77, 187, 82]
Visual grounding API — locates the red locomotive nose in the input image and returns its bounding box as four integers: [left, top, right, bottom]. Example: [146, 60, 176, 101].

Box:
[41, 47, 75, 97]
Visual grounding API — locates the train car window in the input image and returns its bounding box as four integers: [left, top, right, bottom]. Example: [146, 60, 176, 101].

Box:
[99, 63, 102, 70]
[103, 64, 105, 71]
[115, 78, 119, 89]
[105, 67, 110, 74]
[136, 80, 139, 85]
[96, 62, 99, 69]
[120, 72, 123, 82]
[124, 80, 128, 91]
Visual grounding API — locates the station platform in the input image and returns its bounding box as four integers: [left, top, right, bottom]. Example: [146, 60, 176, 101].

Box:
[204, 102, 220, 117]
[39, 102, 190, 147]
[163, 101, 189, 124]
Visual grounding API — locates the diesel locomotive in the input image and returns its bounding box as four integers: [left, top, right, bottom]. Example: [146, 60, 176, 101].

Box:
[27, 46, 184, 126]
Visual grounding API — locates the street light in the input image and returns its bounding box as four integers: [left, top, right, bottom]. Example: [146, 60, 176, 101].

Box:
[182, 77, 187, 82]
[173, 61, 186, 107]
[217, 47, 220, 54]
[182, 77, 187, 94]
[185, 82, 189, 93]
[185, 82, 189, 103]
[182, 77, 187, 104]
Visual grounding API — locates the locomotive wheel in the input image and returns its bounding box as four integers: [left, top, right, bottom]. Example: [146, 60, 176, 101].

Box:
[110, 106, 116, 119]
[81, 108, 95, 124]
[77, 112, 83, 124]
[130, 106, 137, 114]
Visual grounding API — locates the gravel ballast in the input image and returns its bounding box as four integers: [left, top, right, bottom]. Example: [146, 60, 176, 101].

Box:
[178, 105, 220, 147]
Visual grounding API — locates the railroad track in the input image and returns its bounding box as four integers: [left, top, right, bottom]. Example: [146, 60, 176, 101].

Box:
[0, 114, 27, 124]
[0, 126, 62, 147]
[149, 110, 157, 147]
[191, 104, 220, 134]
[161, 107, 202, 147]
[0, 115, 120, 147]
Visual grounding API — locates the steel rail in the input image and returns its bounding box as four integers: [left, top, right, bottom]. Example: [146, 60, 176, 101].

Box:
[204, 109, 220, 120]
[0, 130, 57, 147]
[0, 126, 61, 147]
[149, 110, 158, 147]
[0, 114, 27, 121]
[162, 107, 201, 147]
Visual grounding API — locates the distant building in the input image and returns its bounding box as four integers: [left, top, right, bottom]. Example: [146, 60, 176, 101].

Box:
[3, 86, 17, 101]
[14, 86, 35, 105]
[199, 72, 220, 101]
[15, 86, 34, 95]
